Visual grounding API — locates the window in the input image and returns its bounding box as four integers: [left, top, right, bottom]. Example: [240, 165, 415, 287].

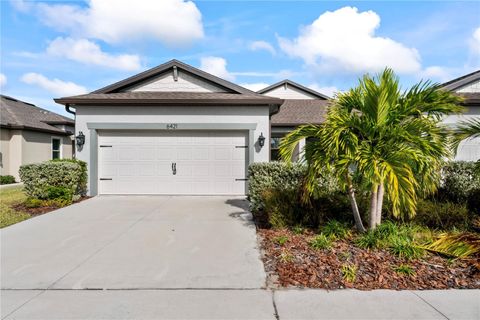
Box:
[52, 138, 61, 159]
[270, 137, 282, 161]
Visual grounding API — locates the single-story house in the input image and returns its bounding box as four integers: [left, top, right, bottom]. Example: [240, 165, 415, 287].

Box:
[55, 60, 286, 196]
[0, 95, 74, 180]
[442, 70, 480, 161]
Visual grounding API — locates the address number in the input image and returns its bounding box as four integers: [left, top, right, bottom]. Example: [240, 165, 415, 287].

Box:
[166, 123, 178, 130]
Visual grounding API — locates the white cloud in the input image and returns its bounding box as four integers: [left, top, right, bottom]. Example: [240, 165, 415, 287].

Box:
[199, 56, 235, 81]
[239, 82, 270, 92]
[420, 66, 452, 82]
[9, 0, 32, 12]
[278, 6, 421, 74]
[309, 84, 339, 97]
[37, 0, 204, 47]
[469, 27, 480, 55]
[249, 41, 276, 55]
[0, 74, 7, 87]
[21, 73, 87, 96]
[47, 37, 141, 71]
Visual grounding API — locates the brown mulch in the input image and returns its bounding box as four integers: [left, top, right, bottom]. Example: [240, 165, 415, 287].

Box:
[259, 228, 480, 290]
[12, 196, 91, 216]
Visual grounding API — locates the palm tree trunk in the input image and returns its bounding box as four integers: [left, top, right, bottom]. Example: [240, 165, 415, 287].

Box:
[369, 185, 378, 229]
[376, 183, 384, 226]
[345, 173, 366, 232]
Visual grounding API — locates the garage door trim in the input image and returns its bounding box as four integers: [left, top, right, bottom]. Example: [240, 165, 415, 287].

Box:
[86, 122, 257, 196]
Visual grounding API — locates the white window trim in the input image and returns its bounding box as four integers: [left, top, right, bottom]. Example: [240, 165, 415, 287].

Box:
[51, 136, 63, 160]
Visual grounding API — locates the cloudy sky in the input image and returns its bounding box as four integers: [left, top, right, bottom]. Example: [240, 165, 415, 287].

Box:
[1, 0, 479, 116]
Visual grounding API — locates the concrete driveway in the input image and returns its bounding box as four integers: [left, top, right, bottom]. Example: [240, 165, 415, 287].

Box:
[1, 196, 266, 290]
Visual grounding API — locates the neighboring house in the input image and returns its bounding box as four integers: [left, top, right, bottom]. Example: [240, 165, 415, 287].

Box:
[442, 70, 480, 161]
[0, 95, 74, 180]
[257, 80, 330, 160]
[55, 60, 283, 196]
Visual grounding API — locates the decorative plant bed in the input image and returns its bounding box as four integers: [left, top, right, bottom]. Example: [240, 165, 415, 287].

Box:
[259, 228, 480, 290]
[12, 197, 91, 216]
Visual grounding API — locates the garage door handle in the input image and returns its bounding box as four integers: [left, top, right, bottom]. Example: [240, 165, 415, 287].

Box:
[172, 162, 177, 175]
[100, 178, 112, 181]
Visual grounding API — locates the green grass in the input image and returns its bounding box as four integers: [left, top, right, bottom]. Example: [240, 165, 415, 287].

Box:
[0, 186, 30, 228]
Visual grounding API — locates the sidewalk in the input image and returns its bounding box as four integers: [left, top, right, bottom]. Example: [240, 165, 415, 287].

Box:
[2, 289, 478, 319]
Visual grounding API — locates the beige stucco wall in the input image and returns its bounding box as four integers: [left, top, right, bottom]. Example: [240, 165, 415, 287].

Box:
[0, 128, 73, 180]
[1, 128, 12, 177]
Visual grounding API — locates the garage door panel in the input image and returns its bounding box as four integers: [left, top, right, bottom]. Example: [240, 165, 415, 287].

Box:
[98, 130, 247, 195]
[157, 147, 174, 160]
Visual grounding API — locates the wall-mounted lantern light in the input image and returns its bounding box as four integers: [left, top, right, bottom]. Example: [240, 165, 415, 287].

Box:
[258, 132, 265, 148]
[76, 131, 85, 147]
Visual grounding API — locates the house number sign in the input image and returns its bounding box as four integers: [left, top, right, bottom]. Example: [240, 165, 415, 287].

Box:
[166, 123, 178, 130]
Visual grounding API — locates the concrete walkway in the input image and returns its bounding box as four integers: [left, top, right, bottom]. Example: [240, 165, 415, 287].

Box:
[1, 289, 478, 319]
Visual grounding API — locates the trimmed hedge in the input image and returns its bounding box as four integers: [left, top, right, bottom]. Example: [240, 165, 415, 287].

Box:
[19, 159, 87, 200]
[0, 175, 16, 185]
[248, 162, 306, 212]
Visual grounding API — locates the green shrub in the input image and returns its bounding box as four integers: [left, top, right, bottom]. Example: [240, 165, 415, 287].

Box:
[437, 161, 480, 203]
[355, 230, 380, 249]
[321, 220, 351, 240]
[50, 159, 87, 195]
[248, 162, 307, 213]
[19, 160, 87, 200]
[309, 234, 332, 250]
[44, 186, 73, 201]
[24, 198, 43, 208]
[0, 175, 16, 185]
[389, 238, 424, 260]
[413, 199, 470, 230]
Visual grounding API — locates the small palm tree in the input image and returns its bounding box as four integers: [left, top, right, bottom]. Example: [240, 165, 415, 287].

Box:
[280, 69, 462, 231]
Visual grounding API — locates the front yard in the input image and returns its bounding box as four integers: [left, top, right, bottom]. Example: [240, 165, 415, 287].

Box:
[0, 186, 31, 228]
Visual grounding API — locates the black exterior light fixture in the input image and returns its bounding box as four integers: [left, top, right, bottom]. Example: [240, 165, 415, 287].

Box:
[76, 131, 85, 147]
[258, 132, 266, 148]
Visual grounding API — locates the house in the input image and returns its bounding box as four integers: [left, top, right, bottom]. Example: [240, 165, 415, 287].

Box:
[442, 70, 480, 161]
[55, 60, 285, 196]
[0, 95, 74, 180]
[257, 80, 330, 160]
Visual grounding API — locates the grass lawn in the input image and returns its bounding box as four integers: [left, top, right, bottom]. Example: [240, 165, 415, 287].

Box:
[0, 186, 30, 228]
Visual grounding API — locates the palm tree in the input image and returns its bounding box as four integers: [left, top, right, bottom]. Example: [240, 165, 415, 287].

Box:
[280, 69, 462, 231]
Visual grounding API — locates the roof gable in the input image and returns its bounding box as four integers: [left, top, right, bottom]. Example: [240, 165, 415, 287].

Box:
[257, 80, 330, 100]
[93, 59, 256, 95]
[442, 70, 480, 92]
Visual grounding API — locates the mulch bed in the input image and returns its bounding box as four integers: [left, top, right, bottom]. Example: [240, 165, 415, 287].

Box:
[258, 228, 480, 290]
[12, 197, 91, 216]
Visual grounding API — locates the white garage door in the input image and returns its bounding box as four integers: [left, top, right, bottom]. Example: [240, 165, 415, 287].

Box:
[98, 130, 248, 195]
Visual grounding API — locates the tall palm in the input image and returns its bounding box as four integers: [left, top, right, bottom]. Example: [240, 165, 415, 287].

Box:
[280, 69, 462, 231]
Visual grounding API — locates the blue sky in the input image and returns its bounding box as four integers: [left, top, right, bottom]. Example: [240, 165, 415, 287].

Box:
[1, 0, 479, 117]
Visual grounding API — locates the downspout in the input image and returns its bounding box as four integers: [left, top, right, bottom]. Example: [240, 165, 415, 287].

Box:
[65, 103, 76, 116]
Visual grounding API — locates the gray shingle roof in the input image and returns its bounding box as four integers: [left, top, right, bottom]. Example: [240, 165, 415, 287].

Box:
[271, 99, 330, 126]
[1, 95, 73, 135]
[54, 91, 282, 105]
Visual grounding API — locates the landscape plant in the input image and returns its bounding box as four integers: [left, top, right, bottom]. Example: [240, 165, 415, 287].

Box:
[280, 68, 462, 231]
